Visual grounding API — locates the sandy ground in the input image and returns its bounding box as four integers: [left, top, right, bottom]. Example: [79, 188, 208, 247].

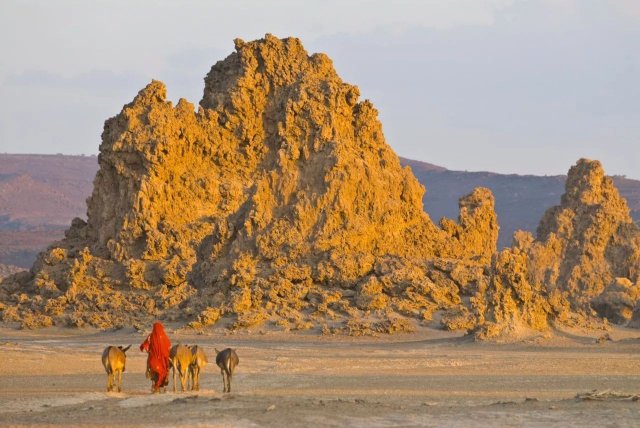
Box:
[2, 325, 640, 427]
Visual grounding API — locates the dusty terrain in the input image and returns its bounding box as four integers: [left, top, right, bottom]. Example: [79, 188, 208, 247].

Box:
[2, 325, 640, 427]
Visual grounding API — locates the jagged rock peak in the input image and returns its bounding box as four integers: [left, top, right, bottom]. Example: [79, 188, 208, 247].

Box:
[468, 158, 640, 340]
[1, 35, 499, 331]
[135, 80, 167, 103]
[562, 158, 621, 206]
[201, 34, 339, 110]
[529, 158, 640, 313]
[439, 187, 498, 264]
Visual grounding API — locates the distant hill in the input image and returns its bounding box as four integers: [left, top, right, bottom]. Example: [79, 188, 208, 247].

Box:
[1, 153, 638, 267]
[0, 154, 96, 230]
[0, 262, 24, 280]
[0, 154, 97, 268]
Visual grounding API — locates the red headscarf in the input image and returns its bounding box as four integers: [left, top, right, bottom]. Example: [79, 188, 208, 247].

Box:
[140, 322, 172, 389]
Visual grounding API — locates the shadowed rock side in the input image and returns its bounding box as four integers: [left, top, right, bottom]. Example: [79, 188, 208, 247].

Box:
[472, 159, 640, 340]
[0, 35, 497, 331]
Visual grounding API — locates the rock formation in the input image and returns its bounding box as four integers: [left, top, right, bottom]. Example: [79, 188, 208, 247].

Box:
[527, 159, 640, 312]
[592, 277, 640, 324]
[2, 37, 636, 340]
[472, 245, 569, 341]
[472, 159, 640, 339]
[0, 35, 497, 331]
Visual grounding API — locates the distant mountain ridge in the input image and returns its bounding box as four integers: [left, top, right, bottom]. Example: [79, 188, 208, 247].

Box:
[1, 153, 638, 269]
[401, 157, 640, 248]
[0, 154, 96, 230]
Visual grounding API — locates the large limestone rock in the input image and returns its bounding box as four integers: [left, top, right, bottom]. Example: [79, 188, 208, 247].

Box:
[536, 159, 640, 307]
[0, 35, 497, 331]
[472, 159, 640, 339]
[528, 159, 640, 312]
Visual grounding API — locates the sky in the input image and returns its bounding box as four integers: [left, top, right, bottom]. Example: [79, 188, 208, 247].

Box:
[0, 0, 638, 178]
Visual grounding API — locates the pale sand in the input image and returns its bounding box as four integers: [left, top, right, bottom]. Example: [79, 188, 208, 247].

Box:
[1, 325, 640, 427]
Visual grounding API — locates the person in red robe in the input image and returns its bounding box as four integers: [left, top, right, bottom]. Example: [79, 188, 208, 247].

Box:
[140, 321, 172, 392]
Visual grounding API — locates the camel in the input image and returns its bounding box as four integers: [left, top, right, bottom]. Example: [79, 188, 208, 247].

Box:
[169, 344, 192, 392]
[189, 345, 208, 391]
[215, 348, 239, 393]
[101, 345, 131, 392]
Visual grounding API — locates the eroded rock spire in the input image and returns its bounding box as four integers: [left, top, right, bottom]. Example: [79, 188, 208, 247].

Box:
[1, 35, 497, 331]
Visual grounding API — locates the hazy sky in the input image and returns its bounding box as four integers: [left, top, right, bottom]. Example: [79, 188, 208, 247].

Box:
[1, 0, 638, 178]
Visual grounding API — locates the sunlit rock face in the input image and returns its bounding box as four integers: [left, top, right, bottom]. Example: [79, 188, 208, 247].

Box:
[0, 35, 497, 331]
[530, 159, 640, 309]
[474, 159, 640, 339]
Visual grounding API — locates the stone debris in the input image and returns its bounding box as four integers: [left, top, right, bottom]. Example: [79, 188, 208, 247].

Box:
[575, 389, 640, 401]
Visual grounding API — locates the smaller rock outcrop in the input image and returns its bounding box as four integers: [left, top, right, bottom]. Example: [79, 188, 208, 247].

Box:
[627, 299, 640, 328]
[531, 159, 640, 310]
[439, 187, 498, 264]
[473, 247, 558, 341]
[471, 159, 640, 340]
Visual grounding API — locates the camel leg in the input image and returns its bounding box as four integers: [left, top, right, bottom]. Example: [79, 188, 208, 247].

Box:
[180, 366, 187, 392]
[172, 366, 177, 393]
[117, 369, 122, 392]
[193, 367, 199, 391]
[189, 367, 195, 391]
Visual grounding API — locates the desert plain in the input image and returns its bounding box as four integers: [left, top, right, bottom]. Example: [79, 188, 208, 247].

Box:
[2, 324, 640, 427]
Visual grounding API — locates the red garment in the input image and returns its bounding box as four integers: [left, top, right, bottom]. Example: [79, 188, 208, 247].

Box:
[140, 322, 171, 389]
